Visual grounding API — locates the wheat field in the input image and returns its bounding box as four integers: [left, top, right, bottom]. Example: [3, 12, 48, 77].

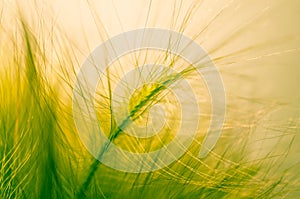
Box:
[0, 0, 300, 198]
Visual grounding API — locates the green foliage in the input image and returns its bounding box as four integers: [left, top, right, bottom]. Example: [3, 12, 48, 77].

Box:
[0, 7, 299, 199]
